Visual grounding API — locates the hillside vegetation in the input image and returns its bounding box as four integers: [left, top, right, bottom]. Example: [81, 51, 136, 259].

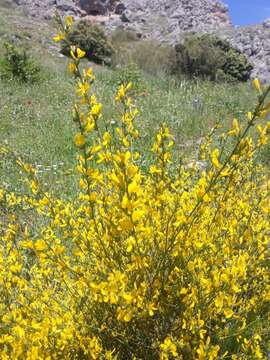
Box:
[0, 5, 266, 196]
[0, 8, 270, 359]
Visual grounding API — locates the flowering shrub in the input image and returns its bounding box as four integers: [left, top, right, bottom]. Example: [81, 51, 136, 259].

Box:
[1, 18, 270, 359]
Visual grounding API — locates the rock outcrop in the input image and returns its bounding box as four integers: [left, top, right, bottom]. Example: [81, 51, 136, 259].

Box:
[12, 0, 83, 18]
[108, 0, 232, 43]
[10, 0, 233, 32]
[78, 0, 116, 15]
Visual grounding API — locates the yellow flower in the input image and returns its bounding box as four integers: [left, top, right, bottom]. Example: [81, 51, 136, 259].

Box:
[224, 308, 234, 319]
[228, 118, 240, 137]
[253, 78, 261, 92]
[91, 103, 102, 117]
[211, 148, 221, 169]
[35, 239, 46, 251]
[128, 181, 140, 194]
[77, 81, 89, 97]
[30, 179, 39, 194]
[65, 15, 73, 27]
[74, 133, 86, 148]
[126, 236, 136, 253]
[115, 85, 125, 102]
[70, 47, 86, 60]
[247, 111, 253, 121]
[77, 48, 86, 59]
[68, 62, 77, 74]
[148, 303, 157, 317]
[102, 132, 111, 146]
[53, 32, 65, 42]
[84, 67, 95, 80]
[0, 189, 4, 201]
[21, 240, 34, 249]
[160, 337, 178, 358]
[131, 209, 144, 222]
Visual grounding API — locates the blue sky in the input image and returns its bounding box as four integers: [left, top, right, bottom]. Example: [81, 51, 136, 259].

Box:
[225, 0, 270, 25]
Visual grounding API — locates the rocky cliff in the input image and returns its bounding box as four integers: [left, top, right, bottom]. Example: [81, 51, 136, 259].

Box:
[106, 0, 232, 42]
[7, 0, 270, 82]
[10, 0, 232, 35]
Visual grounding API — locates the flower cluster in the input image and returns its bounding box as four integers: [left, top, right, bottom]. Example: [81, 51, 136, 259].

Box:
[0, 17, 270, 359]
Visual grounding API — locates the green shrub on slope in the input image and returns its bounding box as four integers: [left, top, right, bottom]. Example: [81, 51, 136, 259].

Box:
[174, 34, 253, 82]
[0, 42, 41, 83]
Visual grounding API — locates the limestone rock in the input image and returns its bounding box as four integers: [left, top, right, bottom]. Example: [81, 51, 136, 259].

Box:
[11, 0, 82, 18]
[78, 0, 107, 15]
[106, 0, 232, 43]
[56, 0, 78, 13]
[263, 18, 270, 29]
[10, 0, 232, 32]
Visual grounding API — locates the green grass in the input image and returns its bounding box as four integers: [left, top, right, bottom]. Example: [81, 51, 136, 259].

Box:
[0, 3, 268, 199]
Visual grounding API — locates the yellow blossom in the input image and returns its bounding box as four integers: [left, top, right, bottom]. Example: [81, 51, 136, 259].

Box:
[53, 32, 65, 42]
[253, 78, 261, 92]
[65, 15, 73, 27]
[70, 47, 86, 60]
[68, 62, 77, 74]
[74, 133, 86, 147]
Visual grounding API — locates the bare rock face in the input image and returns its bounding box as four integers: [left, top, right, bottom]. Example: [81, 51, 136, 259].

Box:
[12, 0, 83, 18]
[102, 0, 232, 44]
[10, 0, 232, 31]
[124, 0, 231, 31]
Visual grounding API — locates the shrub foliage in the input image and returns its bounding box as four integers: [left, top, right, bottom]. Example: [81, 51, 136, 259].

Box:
[0, 42, 41, 82]
[60, 18, 114, 65]
[114, 63, 145, 93]
[174, 34, 253, 82]
[112, 36, 176, 77]
[1, 18, 270, 359]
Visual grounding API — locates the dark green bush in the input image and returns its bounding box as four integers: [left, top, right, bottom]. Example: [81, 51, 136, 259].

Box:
[62, 19, 114, 65]
[0, 42, 41, 83]
[173, 34, 253, 82]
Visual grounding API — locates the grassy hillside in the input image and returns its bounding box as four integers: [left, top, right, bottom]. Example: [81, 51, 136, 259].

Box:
[0, 3, 267, 198]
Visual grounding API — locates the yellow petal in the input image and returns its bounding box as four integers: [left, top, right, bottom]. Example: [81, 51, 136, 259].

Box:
[224, 308, 234, 319]
[68, 62, 77, 74]
[53, 33, 65, 42]
[35, 239, 46, 251]
[247, 112, 253, 121]
[65, 15, 73, 27]
[77, 48, 86, 59]
[253, 78, 261, 92]
[74, 133, 86, 148]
